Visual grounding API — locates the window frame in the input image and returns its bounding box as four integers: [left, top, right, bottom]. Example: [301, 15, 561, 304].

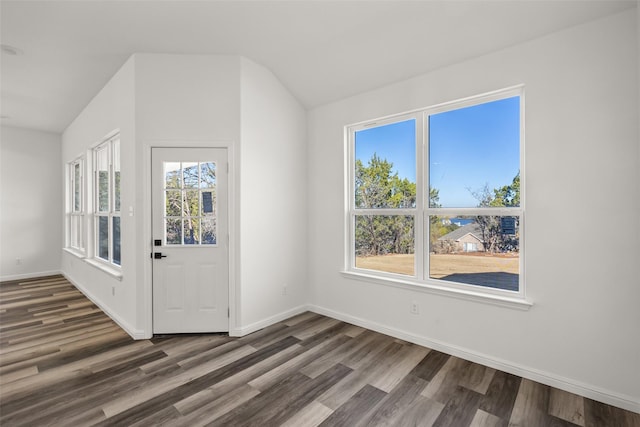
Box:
[348, 114, 423, 278]
[345, 86, 527, 305]
[66, 156, 85, 255]
[92, 135, 121, 268]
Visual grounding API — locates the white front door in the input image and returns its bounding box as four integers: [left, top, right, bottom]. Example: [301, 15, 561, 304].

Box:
[152, 147, 229, 333]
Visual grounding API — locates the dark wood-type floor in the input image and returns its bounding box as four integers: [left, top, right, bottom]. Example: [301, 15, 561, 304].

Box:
[1, 276, 638, 426]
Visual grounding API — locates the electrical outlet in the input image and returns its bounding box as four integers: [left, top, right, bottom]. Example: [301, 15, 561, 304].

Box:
[282, 285, 288, 296]
[410, 302, 419, 315]
[15, 258, 22, 265]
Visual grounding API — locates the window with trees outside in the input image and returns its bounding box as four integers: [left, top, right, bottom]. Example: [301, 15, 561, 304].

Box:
[347, 87, 524, 298]
[163, 161, 218, 245]
[67, 157, 84, 253]
[94, 136, 121, 267]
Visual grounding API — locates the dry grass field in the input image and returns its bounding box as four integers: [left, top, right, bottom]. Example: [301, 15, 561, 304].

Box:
[356, 253, 519, 290]
[356, 254, 416, 276]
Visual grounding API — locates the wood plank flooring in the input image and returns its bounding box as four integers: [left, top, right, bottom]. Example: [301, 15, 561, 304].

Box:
[1, 275, 638, 426]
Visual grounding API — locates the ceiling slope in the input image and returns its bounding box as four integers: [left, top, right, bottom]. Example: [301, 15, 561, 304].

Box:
[0, 0, 635, 133]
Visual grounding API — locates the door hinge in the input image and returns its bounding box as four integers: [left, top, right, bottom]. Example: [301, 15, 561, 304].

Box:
[227, 162, 229, 173]
[227, 307, 230, 318]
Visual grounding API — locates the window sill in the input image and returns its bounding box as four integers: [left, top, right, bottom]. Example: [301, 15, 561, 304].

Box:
[84, 258, 123, 281]
[340, 270, 533, 311]
[63, 247, 86, 259]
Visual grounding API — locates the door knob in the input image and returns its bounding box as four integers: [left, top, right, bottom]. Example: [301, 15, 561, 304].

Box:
[153, 253, 167, 259]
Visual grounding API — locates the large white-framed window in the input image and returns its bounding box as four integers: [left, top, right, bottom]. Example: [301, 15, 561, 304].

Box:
[93, 135, 121, 267]
[67, 156, 85, 254]
[346, 86, 525, 302]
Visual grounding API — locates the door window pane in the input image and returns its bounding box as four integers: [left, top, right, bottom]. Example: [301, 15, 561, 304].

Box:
[165, 162, 181, 189]
[183, 217, 199, 245]
[165, 190, 182, 216]
[184, 190, 199, 217]
[162, 161, 218, 246]
[166, 218, 182, 245]
[201, 216, 216, 244]
[183, 162, 199, 188]
[200, 162, 216, 188]
[201, 191, 215, 215]
[355, 119, 416, 209]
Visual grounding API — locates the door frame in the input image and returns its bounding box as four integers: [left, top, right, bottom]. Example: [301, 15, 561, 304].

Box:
[142, 140, 238, 338]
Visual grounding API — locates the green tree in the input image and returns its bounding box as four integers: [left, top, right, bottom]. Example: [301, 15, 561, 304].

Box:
[355, 154, 415, 209]
[355, 154, 416, 256]
[165, 163, 217, 245]
[490, 172, 520, 207]
[469, 172, 520, 253]
[427, 187, 460, 248]
[429, 187, 441, 208]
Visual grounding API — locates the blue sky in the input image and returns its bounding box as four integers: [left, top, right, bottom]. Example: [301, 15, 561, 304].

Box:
[355, 119, 416, 181]
[355, 96, 520, 208]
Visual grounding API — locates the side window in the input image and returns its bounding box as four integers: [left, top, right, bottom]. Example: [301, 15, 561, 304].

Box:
[164, 161, 217, 245]
[67, 157, 85, 253]
[93, 136, 121, 266]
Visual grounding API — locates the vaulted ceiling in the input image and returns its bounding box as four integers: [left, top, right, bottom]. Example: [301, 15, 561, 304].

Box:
[1, 0, 635, 133]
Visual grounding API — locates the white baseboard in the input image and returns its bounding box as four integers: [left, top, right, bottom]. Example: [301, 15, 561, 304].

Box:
[230, 304, 310, 337]
[308, 304, 640, 415]
[62, 273, 147, 340]
[0, 270, 61, 282]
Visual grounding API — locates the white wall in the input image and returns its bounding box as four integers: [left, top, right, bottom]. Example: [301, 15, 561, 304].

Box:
[61, 54, 243, 337]
[307, 10, 639, 412]
[135, 54, 241, 142]
[60, 53, 308, 339]
[237, 58, 308, 333]
[61, 57, 138, 335]
[0, 126, 62, 280]
[134, 54, 241, 334]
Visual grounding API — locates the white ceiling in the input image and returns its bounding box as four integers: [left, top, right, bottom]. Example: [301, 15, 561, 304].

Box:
[0, 0, 635, 134]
